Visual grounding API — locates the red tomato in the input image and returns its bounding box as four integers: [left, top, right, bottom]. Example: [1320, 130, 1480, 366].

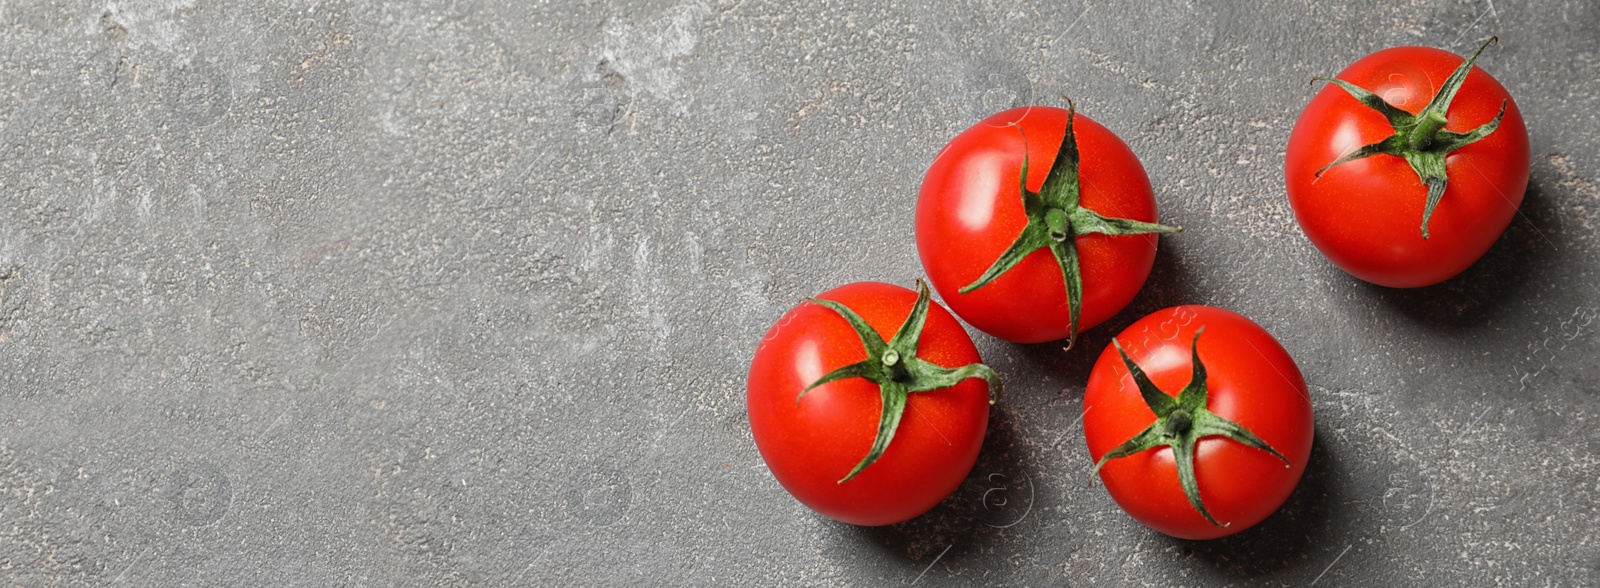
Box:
[917, 105, 1174, 344]
[1285, 41, 1529, 288]
[1083, 306, 1313, 540]
[747, 282, 997, 526]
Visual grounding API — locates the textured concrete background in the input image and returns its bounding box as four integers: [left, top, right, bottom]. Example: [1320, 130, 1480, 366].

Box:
[0, 0, 1596, 585]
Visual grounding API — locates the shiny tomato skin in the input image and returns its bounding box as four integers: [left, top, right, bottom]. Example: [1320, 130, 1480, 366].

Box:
[1285, 46, 1529, 288]
[1083, 306, 1313, 540]
[747, 282, 991, 526]
[917, 106, 1161, 343]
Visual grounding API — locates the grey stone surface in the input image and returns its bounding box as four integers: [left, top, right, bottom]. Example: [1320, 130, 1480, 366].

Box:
[0, 0, 1597, 585]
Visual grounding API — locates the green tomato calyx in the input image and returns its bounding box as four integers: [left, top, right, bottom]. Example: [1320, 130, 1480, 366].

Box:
[798, 280, 1003, 484]
[956, 97, 1179, 349]
[1091, 327, 1291, 528]
[1313, 37, 1507, 239]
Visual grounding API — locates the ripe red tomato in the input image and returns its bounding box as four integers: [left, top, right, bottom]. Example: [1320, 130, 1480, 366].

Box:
[1285, 40, 1529, 288]
[1083, 306, 1313, 540]
[747, 281, 999, 526]
[916, 104, 1176, 345]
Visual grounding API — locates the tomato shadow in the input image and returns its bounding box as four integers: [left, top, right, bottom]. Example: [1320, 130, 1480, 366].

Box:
[831, 406, 1040, 579]
[1171, 423, 1352, 579]
[1359, 181, 1561, 331]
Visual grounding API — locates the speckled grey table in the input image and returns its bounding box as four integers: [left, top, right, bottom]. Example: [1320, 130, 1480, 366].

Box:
[1, 0, 1597, 585]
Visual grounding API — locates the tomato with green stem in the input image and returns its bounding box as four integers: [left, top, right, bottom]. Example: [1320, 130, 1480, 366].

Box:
[1285, 38, 1529, 288]
[916, 101, 1179, 346]
[747, 281, 1001, 526]
[1084, 306, 1313, 540]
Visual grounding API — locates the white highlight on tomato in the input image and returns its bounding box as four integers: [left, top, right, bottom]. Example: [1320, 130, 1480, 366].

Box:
[795, 339, 825, 394]
[955, 151, 1007, 231]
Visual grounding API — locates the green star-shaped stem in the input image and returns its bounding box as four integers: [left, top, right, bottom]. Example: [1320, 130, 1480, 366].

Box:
[800, 280, 1002, 483]
[959, 98, 1179, 349]
[1313, 37, 1507, 239]
[1092, 328, 1291, 528]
